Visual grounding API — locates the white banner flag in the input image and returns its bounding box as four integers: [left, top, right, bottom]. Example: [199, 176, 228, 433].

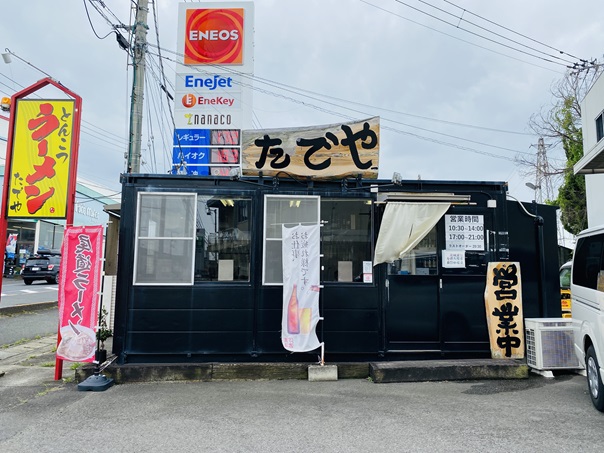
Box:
[281, 224, 321, 352]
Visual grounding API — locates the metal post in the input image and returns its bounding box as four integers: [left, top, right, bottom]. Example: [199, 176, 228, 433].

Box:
[127, 0, 148, 173]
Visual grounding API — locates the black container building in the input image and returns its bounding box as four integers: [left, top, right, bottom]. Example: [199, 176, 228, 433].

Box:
[112, 173, 560, 364]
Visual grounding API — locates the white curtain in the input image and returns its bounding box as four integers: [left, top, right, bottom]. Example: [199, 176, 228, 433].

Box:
[373, 202, 451, 266]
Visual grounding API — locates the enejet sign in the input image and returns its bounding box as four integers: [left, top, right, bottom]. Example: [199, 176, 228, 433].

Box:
[176, 74, 241, 112]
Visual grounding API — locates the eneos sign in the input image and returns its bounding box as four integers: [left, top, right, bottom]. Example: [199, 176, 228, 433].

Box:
[184, 8, 244, 65]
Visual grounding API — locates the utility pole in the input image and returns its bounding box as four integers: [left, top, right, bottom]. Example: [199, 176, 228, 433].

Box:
[127, 0, 148, 173]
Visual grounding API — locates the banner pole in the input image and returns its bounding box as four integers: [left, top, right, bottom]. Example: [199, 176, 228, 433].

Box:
[92, 248, 107, 374]
[320, 342, 325, 366]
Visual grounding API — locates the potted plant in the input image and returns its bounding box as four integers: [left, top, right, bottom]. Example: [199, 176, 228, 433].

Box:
[95, 307, 113, 363]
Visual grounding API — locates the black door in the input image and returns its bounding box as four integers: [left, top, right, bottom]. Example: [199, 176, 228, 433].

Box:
[382, 205, 496, 355]
[386, 274, 440, 351]
[384, 226, 441, 352]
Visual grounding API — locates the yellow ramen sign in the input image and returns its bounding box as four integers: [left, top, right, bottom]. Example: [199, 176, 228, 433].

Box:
[7, 99, 75, 218]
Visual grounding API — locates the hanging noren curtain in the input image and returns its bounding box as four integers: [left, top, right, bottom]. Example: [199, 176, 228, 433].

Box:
[373, 202, 451, 266]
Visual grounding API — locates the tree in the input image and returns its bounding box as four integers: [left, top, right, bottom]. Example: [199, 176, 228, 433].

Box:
[525, 67, 602, 235]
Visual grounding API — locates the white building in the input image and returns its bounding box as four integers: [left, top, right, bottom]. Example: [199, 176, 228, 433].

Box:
[575, 71, 604, 226]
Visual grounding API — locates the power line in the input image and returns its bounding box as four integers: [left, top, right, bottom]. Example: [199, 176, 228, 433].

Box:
[144, 60, 174, 172]
[148, 47, 559, 167]
[413, 0, 578, 66]
[145, 56, 177, 171]
[359, 0, 560, 73]
[247, 72, 534, 136]
[82, 0, 114, 40]
[389, 0, 572, 67]
[442, 0, 586, 62]
[85, 0, 126, 29]
[148, 44, 534, 139]
[0, 64, 129, 150]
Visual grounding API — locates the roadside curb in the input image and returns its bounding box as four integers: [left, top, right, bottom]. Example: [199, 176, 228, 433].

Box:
[0, 301, 58, 316]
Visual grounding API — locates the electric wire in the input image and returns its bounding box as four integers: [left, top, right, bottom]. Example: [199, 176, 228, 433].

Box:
[0, 69, 129, 151]
[413, 0, 578, 66]
[149, 48, 557, 163]
[146, 2, 175, 170]
[252, 77, 534, 136]
[144, 57, 174, 171]
[360, 0, 560, 74]
[442, 0, 586, 62]
[389, 0, 573, 67]
[86, 0, 125, 29]
[82, 0, 114, 40]
[81, 2, 573, 173]
[144, 64, 170, 173]
[153, 43, 534, 136]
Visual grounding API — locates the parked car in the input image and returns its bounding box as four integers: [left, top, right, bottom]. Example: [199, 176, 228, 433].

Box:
[571, 226, 604, 412]
[559, 261, 572, 318]
[21, 252, 61, 285]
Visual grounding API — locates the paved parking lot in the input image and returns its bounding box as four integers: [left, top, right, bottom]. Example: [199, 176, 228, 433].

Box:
[1, 336, 603, 453]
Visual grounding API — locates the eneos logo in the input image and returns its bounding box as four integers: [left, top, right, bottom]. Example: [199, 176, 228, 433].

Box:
[184, 8, 244, 65]
[182, 93, 196, 108]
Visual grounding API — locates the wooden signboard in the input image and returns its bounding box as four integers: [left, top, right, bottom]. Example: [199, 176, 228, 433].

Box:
[241, 117, 379, 179]
[484, 262, 525, 359]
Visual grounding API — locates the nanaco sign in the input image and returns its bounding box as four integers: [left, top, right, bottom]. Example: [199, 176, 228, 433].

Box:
[241, 116, 380, 179]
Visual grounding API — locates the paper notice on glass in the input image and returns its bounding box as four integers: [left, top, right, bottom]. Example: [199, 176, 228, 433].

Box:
[338, 261, 353, 282]
[363, 261, 372, 273]
[442, 250, 466, 268]
[218, 259, 234, 281]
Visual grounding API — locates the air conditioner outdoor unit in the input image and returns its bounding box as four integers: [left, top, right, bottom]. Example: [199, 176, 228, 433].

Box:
[524, 318, 580, 370]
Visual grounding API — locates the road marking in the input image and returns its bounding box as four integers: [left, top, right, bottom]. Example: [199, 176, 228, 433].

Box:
[20, 290, 38, 294]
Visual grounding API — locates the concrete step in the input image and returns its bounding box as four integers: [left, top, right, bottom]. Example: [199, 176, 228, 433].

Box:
[370, 359, 528, 383]
[76, 358, 528, 384]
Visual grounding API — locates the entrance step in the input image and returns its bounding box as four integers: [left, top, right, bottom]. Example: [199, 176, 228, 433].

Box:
[370, 359, 528, 383]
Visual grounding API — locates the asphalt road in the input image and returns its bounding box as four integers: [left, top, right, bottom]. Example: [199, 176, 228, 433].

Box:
[0, 308, 58, 346]
[0, 278, 59, 309]
[0, 373, 602, 452]
[0, 277, 59, 346]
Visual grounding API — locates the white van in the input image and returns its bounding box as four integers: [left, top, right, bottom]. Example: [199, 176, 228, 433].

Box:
[571, 225, 604, 412]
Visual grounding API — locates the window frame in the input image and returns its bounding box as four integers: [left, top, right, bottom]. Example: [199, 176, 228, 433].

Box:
[320, 197, 374, 283]
[572, 234, 604, 290]
[262, 194, 320, 286]
[596, 112, 604, 143]
[133, 191, 197, 286]
[194, 194, 253, 283]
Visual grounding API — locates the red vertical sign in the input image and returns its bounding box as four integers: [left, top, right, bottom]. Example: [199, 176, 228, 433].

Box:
[56, 226, 104, 363]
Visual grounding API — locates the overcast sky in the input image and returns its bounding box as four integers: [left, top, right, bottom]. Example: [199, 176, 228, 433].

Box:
[1, 0, 603, 202]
